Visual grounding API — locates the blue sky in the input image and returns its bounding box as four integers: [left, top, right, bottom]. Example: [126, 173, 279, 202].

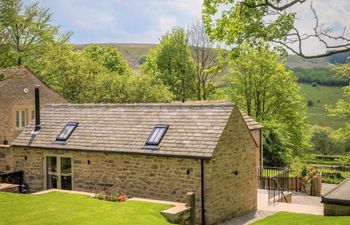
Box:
[26, 0, 350, 55]
[27, 0, 202, 44]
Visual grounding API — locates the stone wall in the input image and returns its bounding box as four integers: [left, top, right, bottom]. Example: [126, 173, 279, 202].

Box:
[0, 146, 13, 172]
[0, 67, 66, 144]
[12, 147, 204, 222]
[204, 107, 257, 224]
[250, 129, 262, 169]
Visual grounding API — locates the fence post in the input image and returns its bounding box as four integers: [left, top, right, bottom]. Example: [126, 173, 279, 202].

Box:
[186, 192, 196, 225]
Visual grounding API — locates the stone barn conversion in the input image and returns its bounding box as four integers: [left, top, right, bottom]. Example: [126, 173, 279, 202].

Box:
[9, 100, 259, 224]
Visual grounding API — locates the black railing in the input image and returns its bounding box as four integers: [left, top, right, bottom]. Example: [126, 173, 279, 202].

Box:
[257, 167, 290, 204]
[0, 171, 28, 193]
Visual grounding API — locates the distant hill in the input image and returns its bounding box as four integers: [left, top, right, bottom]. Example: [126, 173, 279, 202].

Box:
[286, 55, 330, 68]
[73, 43, 330, 70]
[74, 43, 157, 71]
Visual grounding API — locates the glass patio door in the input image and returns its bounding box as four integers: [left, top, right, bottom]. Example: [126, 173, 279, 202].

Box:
[46, 156, 72, 190]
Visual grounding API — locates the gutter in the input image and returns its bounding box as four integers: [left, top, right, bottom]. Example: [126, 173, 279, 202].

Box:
[201, 159, 206, 225]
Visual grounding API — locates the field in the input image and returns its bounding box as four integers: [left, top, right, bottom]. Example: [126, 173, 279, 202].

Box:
[299, 83, 345, 129]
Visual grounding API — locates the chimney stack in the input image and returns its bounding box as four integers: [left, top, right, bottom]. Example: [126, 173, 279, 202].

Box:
[34, 85, 41, 131]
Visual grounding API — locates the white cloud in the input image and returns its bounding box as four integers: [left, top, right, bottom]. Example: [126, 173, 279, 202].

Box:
[159, 17, 178, 33]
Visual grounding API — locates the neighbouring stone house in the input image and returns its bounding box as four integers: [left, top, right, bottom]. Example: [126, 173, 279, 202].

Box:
[0, 66, 66, 145]
[9, 101, 260, 224]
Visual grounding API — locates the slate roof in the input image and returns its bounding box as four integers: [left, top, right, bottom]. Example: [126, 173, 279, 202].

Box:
[322, 177, 350, 205]
[241, 112, 263, 130]
[13, 103, 240, 159]
[0, 66, 64, 96]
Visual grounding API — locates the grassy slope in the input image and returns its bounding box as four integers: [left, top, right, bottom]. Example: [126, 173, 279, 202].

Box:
[286, 55, 329, 68]
[299, 83, 345, 129]
[73, 43, 329, 70]
[252, 212, 350, 225]
[0, 192, 172, 225]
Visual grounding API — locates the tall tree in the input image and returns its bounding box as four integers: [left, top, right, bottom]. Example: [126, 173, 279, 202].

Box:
[0, 0, 69, 67]
[187, 20, 222, 100]
[142, 28, 196, 102]
[228, 43, 309, 165]
[203, 0, 350, 59]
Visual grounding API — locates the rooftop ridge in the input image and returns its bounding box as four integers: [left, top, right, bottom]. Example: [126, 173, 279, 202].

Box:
[44, 102, 235, 108]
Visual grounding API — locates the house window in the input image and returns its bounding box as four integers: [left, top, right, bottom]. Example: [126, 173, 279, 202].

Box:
[16, 110, 26, 128]
[31, 110, 35, 120]
[144, 124, 169, 148]
[56, 122, 78, 142]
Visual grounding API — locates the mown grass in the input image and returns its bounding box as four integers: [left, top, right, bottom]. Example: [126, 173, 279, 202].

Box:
[252, 212, 350, 225]
[0, 192, 172, 225]
[299, 83, 345, 129]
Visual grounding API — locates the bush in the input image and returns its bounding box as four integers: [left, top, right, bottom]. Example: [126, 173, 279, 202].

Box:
[311, 82, 318, 87]
[307, 100, 314, 106]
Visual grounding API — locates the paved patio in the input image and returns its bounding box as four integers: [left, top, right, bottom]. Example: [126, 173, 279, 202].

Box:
[219, 183, 338, 225]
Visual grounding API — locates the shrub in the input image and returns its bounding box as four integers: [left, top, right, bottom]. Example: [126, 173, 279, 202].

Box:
[307, 100, 314, 107]
[94, 189, 128, 202]
[311, 82, 318, 87]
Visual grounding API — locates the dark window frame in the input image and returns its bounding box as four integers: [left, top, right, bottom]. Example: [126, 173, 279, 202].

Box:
[145, 124, 169, 147]
[55, 122, 79, 142]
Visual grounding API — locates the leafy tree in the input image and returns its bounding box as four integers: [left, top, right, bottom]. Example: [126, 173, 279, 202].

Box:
[82, 45, 132, 75]
[310, 125, 339, 155]
[328, 63, 350, 120]
[227, 43, 309, 165]
[292, 67, 349, 86]
[94, 73, 173, 103]
[0, 0, 70, 67]
[202, 0, 350, 58]
[142, 28, 196, 102]
[187, 20, 223, 100]
[32, 43, 102, 103]
[327, 63, 350, 153]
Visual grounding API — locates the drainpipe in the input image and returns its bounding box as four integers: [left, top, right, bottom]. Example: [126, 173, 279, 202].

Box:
[260, 129, 263, 172]
[34, 85, 41, 131]
[201, 159, 206, 225]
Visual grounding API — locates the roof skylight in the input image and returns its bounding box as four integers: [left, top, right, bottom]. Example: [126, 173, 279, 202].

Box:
[56, 122, 78, 142]
[145, 124, 169, 148]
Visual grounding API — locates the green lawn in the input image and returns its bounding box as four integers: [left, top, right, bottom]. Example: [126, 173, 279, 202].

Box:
[252, 212, 350, 225]
[0, 192, 172, 225]
[299, 83, 345, 129]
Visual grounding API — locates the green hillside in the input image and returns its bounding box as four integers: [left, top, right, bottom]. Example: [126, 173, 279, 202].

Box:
[73, 43, 330, 70]
[299, 83, 345, 129]
[286, 55, 329, 68]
